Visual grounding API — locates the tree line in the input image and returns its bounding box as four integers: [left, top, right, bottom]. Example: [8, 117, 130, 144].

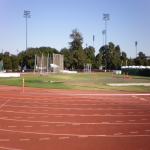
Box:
[0, 29, 149, 71]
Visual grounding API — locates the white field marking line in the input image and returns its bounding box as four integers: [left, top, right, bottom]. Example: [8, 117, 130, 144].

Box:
[1, 110, 150, 118]
[24, 126, 33, 128]
[140, 98, 148, 101]
[72, 123, 80, 125]
[1, 118, 150, 125]
[114, 133, 122, 135]
[78, 135, 89, 138]
[28, 117, 35, 118]
[19, 139, 30, 141]
[57, 124, 65, 126]
[59, 137, 69, 139]
[141, 119, 148, 120]
[145, 130, 150, 132]
[1, 127, 150, 138]
[0, 117, 8, 119]
[0, 146, 23, 150]
[0, 99, 11, 108]
[8, 126, 17, 128]
[130, 131, 138, 134]
[39, 138, 50, 140]
[57, 93, 150, 96]
[0, 139, 10, 141]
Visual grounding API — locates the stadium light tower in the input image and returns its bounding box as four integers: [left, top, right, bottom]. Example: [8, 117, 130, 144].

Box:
[135, 41, 138, 58]
[102, 30, 106, 46]
[103, 14, 110, 45]
[23, 10, 31, 51]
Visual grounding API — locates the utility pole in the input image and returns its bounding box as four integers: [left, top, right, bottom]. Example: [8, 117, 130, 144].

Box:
[23, 10, 31, 51]
[102, 30, 106, 46]
[103, 14, 110, 45]
[135, 41, 138, 58]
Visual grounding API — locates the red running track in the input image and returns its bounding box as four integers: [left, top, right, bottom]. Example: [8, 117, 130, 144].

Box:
[0, 85, 150, 150]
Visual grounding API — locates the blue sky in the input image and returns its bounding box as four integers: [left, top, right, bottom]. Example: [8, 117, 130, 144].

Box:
[0, 0, 150, 58]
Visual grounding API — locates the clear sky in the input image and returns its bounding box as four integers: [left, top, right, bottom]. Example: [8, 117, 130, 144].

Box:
[0, 0, 150, 58]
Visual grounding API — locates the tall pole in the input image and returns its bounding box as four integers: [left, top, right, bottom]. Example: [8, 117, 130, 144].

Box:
[93, 35, 94, 48]
[135, 41, 137, 58]
[103, 14, 110, 45]
[23, 10, 31, 51]
[102, 30, 106, 46]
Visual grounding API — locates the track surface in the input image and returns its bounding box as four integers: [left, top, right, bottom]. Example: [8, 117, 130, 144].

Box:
[0, 85, 150, 150]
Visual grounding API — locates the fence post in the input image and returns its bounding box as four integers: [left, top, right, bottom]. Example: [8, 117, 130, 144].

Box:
[22, 77, 24, 92]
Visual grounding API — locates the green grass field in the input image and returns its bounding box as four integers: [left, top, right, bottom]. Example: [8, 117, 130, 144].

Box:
[0, 73, 150, 92]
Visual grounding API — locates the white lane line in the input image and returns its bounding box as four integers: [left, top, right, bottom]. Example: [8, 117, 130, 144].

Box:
[1, 128, 150, 137]
[0, 139, 10, 141]
[39, 138, 50, 140]
[114, 133, 122, 135]
[0, 146, 23, 150]
[72, 123, 80, 125]
[0, 99, 11, 108]
[78, 135, 88, 138]
[28, 117, 35, 118]
[0, 117, 8, 119]
[145, 130, 150, 132]
[8, 126, 17, 128]
[6, 111, 14, 112]
[57, 124, 65, 126]
[130, 131, 138, 134]
[19, 139, 30, 141]
[59, 137, 69, 139]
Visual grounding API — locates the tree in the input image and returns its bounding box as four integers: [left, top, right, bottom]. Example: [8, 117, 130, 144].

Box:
[11, 55, 19, 70]
[69, 29, 83, 51]
[84, 46, 95, 67]
[120, 51, 127, 66]
[99, 42, 121, 70]
[135, 52, 147, 66]
[95, 52, 102, 69]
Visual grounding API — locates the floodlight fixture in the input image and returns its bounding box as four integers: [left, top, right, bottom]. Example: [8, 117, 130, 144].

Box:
[103, 14, 110, 45]
[23, 10, 31, 51]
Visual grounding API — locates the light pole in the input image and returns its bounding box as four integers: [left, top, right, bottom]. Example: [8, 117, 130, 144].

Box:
[102, 30, 106, 46]
[135, 41, 138, 58]
[103, 14, 110, 45]
[23, 10, 31, 51]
